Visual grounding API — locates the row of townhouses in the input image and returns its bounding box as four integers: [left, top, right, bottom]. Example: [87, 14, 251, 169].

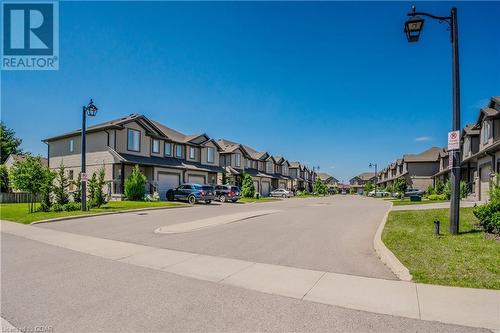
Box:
[349, 173, 377, 194]
[377, 96, 500, 202]
[43, 114, 326, 200]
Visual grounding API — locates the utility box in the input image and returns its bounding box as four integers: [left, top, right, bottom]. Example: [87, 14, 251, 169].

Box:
[410, 195, 422, 202]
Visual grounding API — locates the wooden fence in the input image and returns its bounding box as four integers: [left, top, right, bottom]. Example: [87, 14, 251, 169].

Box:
[0, 192, 40, 203]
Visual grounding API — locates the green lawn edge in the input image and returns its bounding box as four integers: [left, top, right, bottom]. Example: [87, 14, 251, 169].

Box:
[382, 207, 500, 290]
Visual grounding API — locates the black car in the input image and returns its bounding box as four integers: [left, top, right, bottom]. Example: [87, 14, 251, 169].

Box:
[214, 185, 241, 203]
[166, 184, 216, 204]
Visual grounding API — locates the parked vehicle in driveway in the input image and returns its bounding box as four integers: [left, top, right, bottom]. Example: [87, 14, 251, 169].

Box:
[166, 184, 215, 204]
[404, 189, 425, 197]
[368, 190, 390, 197]
[270, 188, 294, 198]
[214, 185, 241, 203]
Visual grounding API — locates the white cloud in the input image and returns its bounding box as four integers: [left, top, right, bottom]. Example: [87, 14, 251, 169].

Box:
[415, 136, 431, 142]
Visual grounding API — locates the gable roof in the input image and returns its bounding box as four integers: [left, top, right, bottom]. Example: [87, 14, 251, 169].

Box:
[5, 154, 48, 167]
[356, 172, 377, 181]
[463, 124, 480, 136]
[403, 147, 441, 162]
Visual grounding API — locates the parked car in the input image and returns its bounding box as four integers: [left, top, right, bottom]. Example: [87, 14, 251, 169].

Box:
[214, 185, 241, 203]
[341, 189, 347, 195]
[368, 190, 390, 197]
[166, 184, 215, 204]
[404, 189, 425, 197]
[270, 188, 294, 198]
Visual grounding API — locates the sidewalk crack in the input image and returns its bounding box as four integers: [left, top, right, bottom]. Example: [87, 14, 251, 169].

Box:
[415, 283, 422, 319]
[301, 271, 326, 300]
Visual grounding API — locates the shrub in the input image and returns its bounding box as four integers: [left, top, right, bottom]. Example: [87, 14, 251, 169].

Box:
[435, 180, 445, 195]
[52, 203, 63, 212]
[473, 202, 500, 234]
[313, 177, 328, 195]
[426, 185, 435, 196]
[62, 202, 81, 211]
[394, 178, 407, 199]
[426, 194, 447, 201]
[443, 180, 451, 199]
[363, 181, 374, 195]
[241, 172, 255, 198]
[124, 165, 147, 201]
[460, 180, 468, 199]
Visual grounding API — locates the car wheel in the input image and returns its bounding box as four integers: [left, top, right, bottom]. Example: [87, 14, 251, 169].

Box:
[220, 195, 227, 203]
[282, 194, 286, 198]
[205, 200, 211, 204]
[188, 195, 196, 205]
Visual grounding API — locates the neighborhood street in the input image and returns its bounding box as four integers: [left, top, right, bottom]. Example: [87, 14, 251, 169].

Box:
[1, 196, 493, 332]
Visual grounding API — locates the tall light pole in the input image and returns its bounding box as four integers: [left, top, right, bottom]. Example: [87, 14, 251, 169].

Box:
[369, 163, 378, 196]
[81, 99, 98, 211]
[404, 6, 461, 234]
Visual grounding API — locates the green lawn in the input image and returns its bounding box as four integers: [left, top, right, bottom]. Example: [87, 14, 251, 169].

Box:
[391, 199, 449, 206]
[0, 201, 185, 224]
[382, 207, 500, 289]
[238, 197, 282, 203]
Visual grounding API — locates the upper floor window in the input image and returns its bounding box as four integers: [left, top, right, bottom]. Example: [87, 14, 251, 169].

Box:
[175, 145, 183, 158]
[246, 159, 251, 168]
[482, 121, 492, 143]
[207, 147, 215, 163]
[463, 138, 471, 154]
[189, 147, 196, 159]
[69, 139, 74, 153]
[152, 139, 160, 154]
[164, 142, 172, 156]
[235, 153, 241, 167]
[127, 129, 140, 152]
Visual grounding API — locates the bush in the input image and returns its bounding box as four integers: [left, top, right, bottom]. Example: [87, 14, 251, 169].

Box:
[426, 185, 435, 195]
[241, 172, 255, 198]
[124, 165, 147, 201]
[426, 194, 447, 201]
[435, 180, 445, 195]
[52, 203, 63, 212]
[145, 191, 160, 202]
[473, 202, 500, 234]
[313, 178, 328, 195]
[62, 202, 81, 211]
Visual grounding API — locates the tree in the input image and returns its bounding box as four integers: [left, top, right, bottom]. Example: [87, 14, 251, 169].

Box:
[39, 169, 56, 212]
[10, 156, 47, 212]
[54, 164, 70, 205]
[394, 177, 408, 199]
[0, 164, 9, 192]
[93, 166, 107, 208]
[222, 169, 228, 185]
[364, 181, 374, 195]
[435, 180, 445, 195]
[0, 122, 22, 163]
[313, 177, 328, 195]
[73, 172, 82, 203]
[124, 165, 147, 200]
[241, 172, 255, 198]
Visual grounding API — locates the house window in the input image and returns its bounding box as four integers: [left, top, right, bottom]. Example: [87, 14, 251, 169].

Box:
[164, 143, 172, 156]
[175, 145, 183, 158]
[189, 147, 195, 159]
[247, 159, 251, 168]
[463, 138, 470, 155]
[127, 129, 141, 152]
[69, 170, 74, 191]
[69, 139, 74, 153]
[235, 153, 241, 167]
[207, 147, 214, 163]
[482, 121, 492, 143]
[152, 139, 160, 154]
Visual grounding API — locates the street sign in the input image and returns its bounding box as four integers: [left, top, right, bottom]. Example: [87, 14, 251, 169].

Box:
[447, 130, 460, 150]
[81, 172, 87, 182]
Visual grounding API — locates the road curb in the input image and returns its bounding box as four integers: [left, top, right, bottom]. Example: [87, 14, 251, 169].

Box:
[373, 204, 412, 281]
[29, 204, 189, 225]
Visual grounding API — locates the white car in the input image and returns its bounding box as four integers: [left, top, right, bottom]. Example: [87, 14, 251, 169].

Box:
[270, 189, 294, 198]
[368, 190, 390, 197]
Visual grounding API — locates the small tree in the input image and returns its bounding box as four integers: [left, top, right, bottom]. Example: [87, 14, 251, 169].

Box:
[39, 169, 56, 212]
[435, 180, 445, 195]
[94, 166, 107, 208]
[54, 164, 70, 205]
[443, 180, 451, 199]
[0, 164, 9, 192]
[87, 172, 98, 208]
[241, 172, 255, 198]
[10, 156, 47, 212]
[73, 172, 82, 203]
[313, 177, 328, 195]
[394, 177, 408, 199]
[363, 181, 374, 195]
[222, 169, 228, 185]
[124, 165, 147, 200]
[426, 185, 435, 195]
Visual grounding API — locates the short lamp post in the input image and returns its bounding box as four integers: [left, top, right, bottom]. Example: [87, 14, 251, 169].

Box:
[404, 5, 461, 234]
[81, 99, 98, 211]
[369, 163, 378, 195]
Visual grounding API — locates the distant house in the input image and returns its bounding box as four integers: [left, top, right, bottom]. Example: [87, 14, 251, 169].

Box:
[4, 154, 48, 169]
[349, 172, 377, 194]
[317, 172, 339, 188]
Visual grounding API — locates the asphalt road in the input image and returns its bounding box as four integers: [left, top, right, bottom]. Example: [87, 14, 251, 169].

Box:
[38, 195, 395, 279]
[1, 233, 488, 333]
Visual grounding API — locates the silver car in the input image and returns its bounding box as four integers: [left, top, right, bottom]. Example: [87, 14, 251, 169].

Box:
[270, 189, 294, 198]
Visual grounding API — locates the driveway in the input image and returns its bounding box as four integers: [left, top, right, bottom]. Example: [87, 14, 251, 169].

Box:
[37, 195, 396, 279]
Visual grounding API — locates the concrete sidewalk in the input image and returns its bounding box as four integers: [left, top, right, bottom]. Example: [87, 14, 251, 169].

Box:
[2, 220, 499, 331]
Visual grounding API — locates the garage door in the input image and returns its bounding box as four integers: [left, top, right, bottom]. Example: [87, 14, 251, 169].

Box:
[188, 174, 206, 184]
[480, 165, 491, 201]
[253, 181, 259, 193]
[158, 173, 180, 200]
[261, 181, 271, 196]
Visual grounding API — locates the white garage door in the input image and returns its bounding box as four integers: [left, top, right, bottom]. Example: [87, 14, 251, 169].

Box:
[188, 175, 206, 184]
[480, 165, 491, 201]
[158, 173, 180, 200]
[261, 181, 271, 196]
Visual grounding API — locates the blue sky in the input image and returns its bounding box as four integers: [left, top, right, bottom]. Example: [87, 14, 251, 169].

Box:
[1, 1, 499, 182]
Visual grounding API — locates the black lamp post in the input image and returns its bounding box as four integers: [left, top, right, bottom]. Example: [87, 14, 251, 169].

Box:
[369, 163, 378, 196]
[81, 99, 98, 211]
[404, 5, 461, 234]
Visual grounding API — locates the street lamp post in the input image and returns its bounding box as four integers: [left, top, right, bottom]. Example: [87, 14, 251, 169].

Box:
[369, 163, 378, 195]
[404, 6, 461, 234]
[81, 99, 98, 211]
